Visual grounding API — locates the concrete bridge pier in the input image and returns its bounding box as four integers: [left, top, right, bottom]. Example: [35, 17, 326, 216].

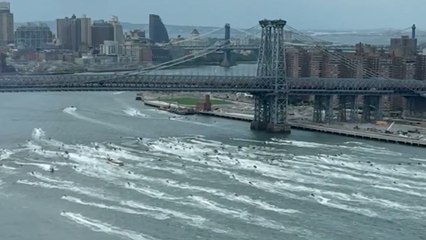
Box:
[362, 95, 383, 122]
[338, 95, 357, 122]
[404, 96, 426, 119]
[313, 95, 333, 123]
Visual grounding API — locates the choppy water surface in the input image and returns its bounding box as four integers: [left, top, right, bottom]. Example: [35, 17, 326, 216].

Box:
[0, 92, 425, 240]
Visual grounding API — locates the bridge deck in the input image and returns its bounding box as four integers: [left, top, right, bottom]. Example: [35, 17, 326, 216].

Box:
[0, 74, 425, 96]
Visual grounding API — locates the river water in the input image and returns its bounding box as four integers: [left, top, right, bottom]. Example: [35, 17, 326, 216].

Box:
[0, 91, 425, 240]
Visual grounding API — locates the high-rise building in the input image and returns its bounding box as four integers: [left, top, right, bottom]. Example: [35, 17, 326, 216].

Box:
[91, 20, 114, 49]
[416, 54, 426, 80]
[0, 2, 14, 46]
[111, 16, 124, 43]
[0, 52, 6, 72]
[390, 36, 417, 58]
[56, 15, 91, 52]
[57, 15, 80, 52]
[79, 15, 92, 52]
[15, 23, 53, 49]
[285, 47, 300, 78]
[57, 15, 92, 52]
[149, 14, 169, 43]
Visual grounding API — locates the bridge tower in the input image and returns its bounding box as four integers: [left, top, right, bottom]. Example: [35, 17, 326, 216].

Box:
[220, 23, 233, 67]
[251, 19, 291, 133]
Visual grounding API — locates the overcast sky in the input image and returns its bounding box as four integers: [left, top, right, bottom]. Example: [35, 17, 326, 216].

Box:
[8, 0, 424, 30]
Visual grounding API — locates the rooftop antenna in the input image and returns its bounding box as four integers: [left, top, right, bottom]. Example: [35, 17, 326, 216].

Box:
[412, 24, 416, 39]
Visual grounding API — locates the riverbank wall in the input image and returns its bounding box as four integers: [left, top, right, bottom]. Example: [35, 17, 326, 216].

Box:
[143, 100, 426, 148]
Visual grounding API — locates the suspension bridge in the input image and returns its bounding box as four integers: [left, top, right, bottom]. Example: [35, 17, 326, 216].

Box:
[1, 19, 426, 133]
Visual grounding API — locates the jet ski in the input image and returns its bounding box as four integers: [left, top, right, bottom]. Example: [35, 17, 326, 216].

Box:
[106, 156, 124, 166]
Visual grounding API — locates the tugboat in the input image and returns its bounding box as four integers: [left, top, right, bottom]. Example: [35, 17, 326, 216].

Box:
[106, 155, 124, 167]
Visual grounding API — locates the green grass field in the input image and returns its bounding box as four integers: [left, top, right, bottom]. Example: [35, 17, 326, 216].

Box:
[158, 96, 229, 106]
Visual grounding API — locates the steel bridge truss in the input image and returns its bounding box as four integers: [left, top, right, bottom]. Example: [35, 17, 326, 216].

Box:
[1, 74, 426, 95]
[250, 19, 291, 133]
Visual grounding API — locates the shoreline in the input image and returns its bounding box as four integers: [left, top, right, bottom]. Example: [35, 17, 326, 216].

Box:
[143, 100, 426, 148]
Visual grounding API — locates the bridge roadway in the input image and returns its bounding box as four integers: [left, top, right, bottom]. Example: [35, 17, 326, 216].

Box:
[0, 74, 426, 96]
[179, 45, 357, 51]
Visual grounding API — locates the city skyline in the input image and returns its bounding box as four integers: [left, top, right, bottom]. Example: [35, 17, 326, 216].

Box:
[6, 0, 426, 30]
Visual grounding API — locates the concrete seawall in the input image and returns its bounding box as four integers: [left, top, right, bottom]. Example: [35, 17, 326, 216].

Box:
[143, 100, 426, 148]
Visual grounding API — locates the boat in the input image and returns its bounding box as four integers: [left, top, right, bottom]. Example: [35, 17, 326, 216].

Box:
[106, 157, 124, 166]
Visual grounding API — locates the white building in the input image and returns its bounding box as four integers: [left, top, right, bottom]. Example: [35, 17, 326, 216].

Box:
[100, 40, 123, 56]
[111, 16, 124, 43]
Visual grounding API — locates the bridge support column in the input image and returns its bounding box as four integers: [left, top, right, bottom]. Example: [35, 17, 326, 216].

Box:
[338, 95, 357, 122]
[404, 96, 426, 119]
[313, 95, 333, 123]
[313, 96, 322, 123]
[220, 23, 234, 67]
[251, 19, 290, 134]
[265, 93, 291, 133]
[362, 96, 383, 122]
[251, 94, 268, 131]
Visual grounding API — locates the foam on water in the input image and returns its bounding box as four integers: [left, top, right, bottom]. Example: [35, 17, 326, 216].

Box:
[1, 165, 16, 171]
[17, 179, 113, 202]
[230, 138, 267, 144]
[0, 149, 14, 160]
[62, 196, 169, 220]
[11, 128, 426, 238]
[270, 139, 332, 149]
[185, 195, 297, 233]
[29, 171, 73, 185]
[120, 200, 228, 233]
[352, 192, 426, 216]
[373, 185, 426, 198]
[123, 108, 149, 118]
[61, 212, 158, 240]
[16, 162, 55, 172]
[31, 128, 46, 140]
[145, 136, 426, 220]
[412, 158, 426, 163]
[63, 107, 126, 131]
[152, 179, 299, 215]
[125, 182, 181, 201]
[312, 195, 378, 218]
[170, 117, 215, 127]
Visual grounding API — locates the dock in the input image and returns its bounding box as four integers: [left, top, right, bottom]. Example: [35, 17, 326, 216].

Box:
[143, 100, 426, 148]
